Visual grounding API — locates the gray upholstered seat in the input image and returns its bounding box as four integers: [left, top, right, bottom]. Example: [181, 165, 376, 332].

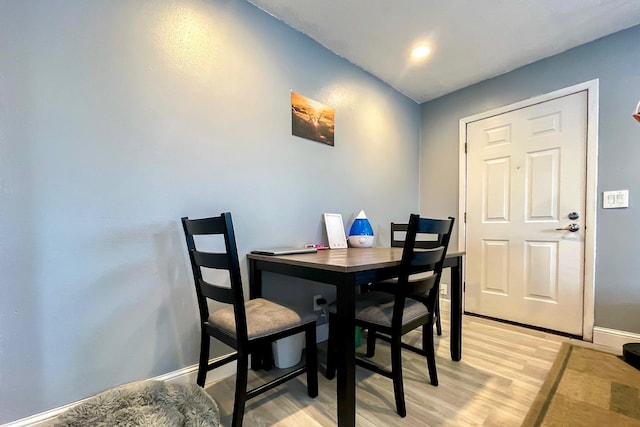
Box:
[209, 298, 317, 339]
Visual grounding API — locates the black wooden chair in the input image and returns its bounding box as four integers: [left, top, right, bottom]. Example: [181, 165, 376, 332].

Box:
[389, 221, 446, 336]
[182, 212, 318, 427]
[325, 214, 454, 417]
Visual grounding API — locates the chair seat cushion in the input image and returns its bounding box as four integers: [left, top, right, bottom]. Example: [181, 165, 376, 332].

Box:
[329, 291, 429, 328]
[209, 298, 315, 339]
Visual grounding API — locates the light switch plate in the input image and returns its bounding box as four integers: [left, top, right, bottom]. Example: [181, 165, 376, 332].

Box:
[603, 190, 629, 208]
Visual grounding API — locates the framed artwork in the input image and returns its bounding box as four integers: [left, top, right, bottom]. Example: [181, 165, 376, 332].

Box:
[291, 91, 335, 146]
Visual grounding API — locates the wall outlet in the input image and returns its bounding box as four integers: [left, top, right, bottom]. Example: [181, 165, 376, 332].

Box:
[440, 283, 448, 296]
[313, 294, 324, 311]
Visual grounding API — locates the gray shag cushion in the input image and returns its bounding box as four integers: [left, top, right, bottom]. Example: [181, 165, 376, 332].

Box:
[52, 380, 219, 427]
[209, 297, 315, 339]
[330, 291, 429, 328]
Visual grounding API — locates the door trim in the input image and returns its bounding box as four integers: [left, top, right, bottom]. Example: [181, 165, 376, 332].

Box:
[458, 79, 599, 341]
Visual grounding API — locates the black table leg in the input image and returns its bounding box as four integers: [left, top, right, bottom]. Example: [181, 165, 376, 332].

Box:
[450, 256, 462, 361]
[248, 259, 264, 370]
[249, 259, 262, 300]
[335, 279, 356, 427]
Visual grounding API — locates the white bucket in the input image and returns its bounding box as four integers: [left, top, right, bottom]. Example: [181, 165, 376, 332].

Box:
[272, 332, 304, 368]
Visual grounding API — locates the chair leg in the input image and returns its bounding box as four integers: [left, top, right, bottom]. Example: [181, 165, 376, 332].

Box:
[250, 341, 275, 371]
[250, 347, 262, 371]
[232, 352, 249, 427]
[305, 324, 319, 397]
[391, 335, 406, 417]
[325, 315, 337, 380]
[366, 328, 377, 358]
[435, 296, 442, 336]
[424, 322, 438, 386]
[262, 342, 274, 370]
[197, 331, 210, 387]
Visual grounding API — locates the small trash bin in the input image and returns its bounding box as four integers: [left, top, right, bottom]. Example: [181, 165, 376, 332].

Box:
[272, 332, 305, 368]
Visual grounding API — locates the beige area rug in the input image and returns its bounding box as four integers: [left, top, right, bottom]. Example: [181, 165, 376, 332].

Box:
[522, 342, 640, 426]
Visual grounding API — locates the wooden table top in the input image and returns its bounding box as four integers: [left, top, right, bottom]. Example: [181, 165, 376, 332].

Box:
[247, 247, 464, 273]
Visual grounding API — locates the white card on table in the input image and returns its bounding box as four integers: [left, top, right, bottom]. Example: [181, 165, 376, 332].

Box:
[323, 213, 347, 249]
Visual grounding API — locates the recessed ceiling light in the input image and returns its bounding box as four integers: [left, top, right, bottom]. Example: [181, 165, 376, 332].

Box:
[411, 45, 431, 60]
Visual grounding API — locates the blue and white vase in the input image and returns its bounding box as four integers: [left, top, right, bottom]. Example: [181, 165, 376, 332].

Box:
[348, 210, 374, 248]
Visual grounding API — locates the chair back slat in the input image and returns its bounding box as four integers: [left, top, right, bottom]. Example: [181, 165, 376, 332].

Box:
[390, 222, 408, 248]
[183, 217, 228, 235]
[181, 212, 249, 343]
[415, 217, 453, 235]
[392, 222, 445, 249]
[199, 278, 236, 305]
[398, 273, 439, 297]
[192, 251, 231, 270]
[409, 247, 445, 269]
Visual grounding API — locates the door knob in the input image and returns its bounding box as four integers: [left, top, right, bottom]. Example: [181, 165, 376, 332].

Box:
[556, 223, 580, 232]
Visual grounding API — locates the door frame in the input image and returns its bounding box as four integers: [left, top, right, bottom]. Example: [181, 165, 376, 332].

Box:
[458, 79, 599, 341]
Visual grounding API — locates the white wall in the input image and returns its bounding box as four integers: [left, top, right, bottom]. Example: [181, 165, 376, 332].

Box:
[0, 0, 420, 423]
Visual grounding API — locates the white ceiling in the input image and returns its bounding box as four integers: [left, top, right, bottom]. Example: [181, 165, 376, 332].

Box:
[248, 0, 640, 103]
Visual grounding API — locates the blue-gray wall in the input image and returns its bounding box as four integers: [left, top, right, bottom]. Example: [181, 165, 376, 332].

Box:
[420, 25, 640, 335]
[0, 0, 420, 422]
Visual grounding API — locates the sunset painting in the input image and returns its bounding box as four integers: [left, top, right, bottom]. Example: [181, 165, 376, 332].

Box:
[291, 92, 335, 146]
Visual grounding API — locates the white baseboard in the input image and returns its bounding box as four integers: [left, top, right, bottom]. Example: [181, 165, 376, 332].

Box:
[593, 327, 640, 352]
[2, 357, 237, 427]
[152, 357, 236, 386]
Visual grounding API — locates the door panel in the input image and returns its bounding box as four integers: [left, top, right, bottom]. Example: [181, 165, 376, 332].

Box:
[465, 91, 587, 335]
[484, 158, 510, 221]
[482, 240, 509, 294]
[524, 240, 557, 300]
[526, 149, 559, 220]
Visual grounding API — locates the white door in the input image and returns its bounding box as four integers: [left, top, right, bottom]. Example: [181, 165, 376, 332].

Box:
[465, 91, 587, 335]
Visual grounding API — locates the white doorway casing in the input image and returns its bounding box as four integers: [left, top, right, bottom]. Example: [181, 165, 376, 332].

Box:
[458, 80, 599, 341]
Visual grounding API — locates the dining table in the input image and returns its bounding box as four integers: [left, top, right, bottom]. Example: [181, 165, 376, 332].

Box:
[247, 247, 465, 427]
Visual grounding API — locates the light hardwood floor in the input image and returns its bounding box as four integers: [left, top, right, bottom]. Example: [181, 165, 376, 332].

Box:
[205, 311, 570, 426]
